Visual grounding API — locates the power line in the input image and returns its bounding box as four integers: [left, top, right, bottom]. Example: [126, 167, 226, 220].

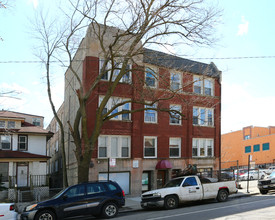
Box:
[1, 55, 275, 64]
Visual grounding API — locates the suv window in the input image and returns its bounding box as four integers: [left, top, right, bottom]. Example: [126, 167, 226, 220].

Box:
[66, 185, 85, 198]
[105, 182, 118, 191]
[87, 183, 106, 194]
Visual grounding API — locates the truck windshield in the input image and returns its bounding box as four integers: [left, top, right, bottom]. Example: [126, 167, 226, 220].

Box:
[164, 178, 184, 188]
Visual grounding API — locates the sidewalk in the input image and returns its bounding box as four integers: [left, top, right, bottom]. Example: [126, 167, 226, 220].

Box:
[121, 180, 260, 213]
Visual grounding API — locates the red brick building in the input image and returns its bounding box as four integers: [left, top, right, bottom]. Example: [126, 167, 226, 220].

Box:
[64, 25, 222, 195]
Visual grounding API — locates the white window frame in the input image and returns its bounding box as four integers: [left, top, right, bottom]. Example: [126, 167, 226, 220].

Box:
[99, 96, 131, 121]
[192, 138, 214, 158]
[193, 75, 214, 96]
[18, 135, 27, 151]
[99, 59, 132, 83]
[144, 103, 157, 123]
[145, 66, 158, 88]
[98, 135, 131, 159]
[169, 137, 181, 158]
[193, 107, 214, 127]
[0, 135, 11, 150]
[170, 72, 182, 91]
[169, 104, 181, 125]
[144, 136, 157, 158]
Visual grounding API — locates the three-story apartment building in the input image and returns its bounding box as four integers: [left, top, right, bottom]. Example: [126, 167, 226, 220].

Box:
[64, 25, 222, 195]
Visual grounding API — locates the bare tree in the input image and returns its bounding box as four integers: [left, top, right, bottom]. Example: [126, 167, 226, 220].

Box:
[33, 0, 221, 183]
[32, 9, 70, 188]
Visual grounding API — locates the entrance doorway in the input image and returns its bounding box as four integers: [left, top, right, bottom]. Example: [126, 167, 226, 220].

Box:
[157, 170, 167, 189]
[17, 166, 28, 187]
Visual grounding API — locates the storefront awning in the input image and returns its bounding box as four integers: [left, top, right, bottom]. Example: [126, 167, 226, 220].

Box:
[156, 160, 172, 169]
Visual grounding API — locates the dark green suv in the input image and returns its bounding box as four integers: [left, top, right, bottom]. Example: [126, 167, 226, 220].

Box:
[21, 180, 125, 219]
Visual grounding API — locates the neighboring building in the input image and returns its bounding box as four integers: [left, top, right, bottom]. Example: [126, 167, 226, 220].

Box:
[221, 126, 275, 169]
[64, 24, 222, 195]
[0, 110, 52, 189]
[46, 103, 64, 188]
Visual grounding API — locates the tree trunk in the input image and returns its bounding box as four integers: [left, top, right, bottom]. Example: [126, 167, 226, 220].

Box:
[78, 157, 91, 183]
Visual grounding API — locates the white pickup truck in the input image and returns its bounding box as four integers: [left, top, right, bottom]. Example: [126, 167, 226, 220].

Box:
[141, 175, 237, 209]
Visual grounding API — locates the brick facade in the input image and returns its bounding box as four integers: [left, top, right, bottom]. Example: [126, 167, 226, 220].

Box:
[63, 25, 222, 195]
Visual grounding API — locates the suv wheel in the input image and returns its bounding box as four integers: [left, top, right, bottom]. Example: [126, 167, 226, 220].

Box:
[35, 210, 56, 220]
[101, 202, 118, 218]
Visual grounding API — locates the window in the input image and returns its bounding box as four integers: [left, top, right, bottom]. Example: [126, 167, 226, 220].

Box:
[192, 138, 214, 157]
[169, 138, 181, 158]
[183, 177, 198, 186]
[99, 59, 132, 83]
[65, 185, 85, 198]
[87, 183, 106, 194]
[144, 136, 157, 158]
[98, 135, 130, 158]
[0, 163, 8, 182]
[169, 105, 181, 125]
[32, 118, 41, 126]
[0, 135, 11, 150]
[245, 146, 251, 153]
[193, 107, 214, 126]
[7, 121, 15, 129]
[253, 144, 260, 152]
[18, 135, 27, 151]
[55, 160, 58, 172]
[98, 136, 107, 158]
[144, 103, 157, 123]
[55, 140, 59, 152]
[263, 143, 270, 151]
[99, 96, 131, 121]
[0, 121, 5, 128]
[170, 72, 181, 91]
[193, 76, 214, 96]
[145, 67, 158, 88]
[244, 135, 250, 140]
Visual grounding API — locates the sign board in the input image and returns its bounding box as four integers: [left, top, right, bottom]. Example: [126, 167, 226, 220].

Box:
[249, 155, 252, 161]
[110, 158, 116, 167]
[133, 160, 139, 168]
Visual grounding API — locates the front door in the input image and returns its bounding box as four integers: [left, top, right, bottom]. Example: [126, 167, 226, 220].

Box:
[157, 170, 166, 189]
[17, 166, 28, 187]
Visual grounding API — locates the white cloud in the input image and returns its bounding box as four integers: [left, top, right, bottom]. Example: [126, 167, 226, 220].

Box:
[222, 82, 275, 134]
[237, 16, 249, 36]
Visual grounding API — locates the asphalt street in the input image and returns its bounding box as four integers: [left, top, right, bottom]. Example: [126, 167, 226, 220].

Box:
[114, 193, 275, 220]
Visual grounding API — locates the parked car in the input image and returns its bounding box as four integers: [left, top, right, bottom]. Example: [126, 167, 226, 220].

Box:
[265, 166, 275, 174]
[20, 180, 125, 220]
[221, 171, 234, 180]
[258, 171, 275, 194]
[240, 170, 266, 181]
[0, 203, 18, 220]
[141, 175, 237, 209]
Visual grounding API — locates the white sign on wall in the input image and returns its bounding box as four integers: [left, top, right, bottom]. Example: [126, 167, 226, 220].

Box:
[110, 158, 116, 167]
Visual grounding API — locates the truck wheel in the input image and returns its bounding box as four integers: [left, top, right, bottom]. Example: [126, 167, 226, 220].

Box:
[35, 210, 56, 220]
[164, 195, 178, 209]
[260, 189, 268, 194]
[101, 202, 118, 218]
[217, 189, 229, 202]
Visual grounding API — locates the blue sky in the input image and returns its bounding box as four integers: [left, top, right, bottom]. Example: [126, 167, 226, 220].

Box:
[1, 0, 275, 133]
